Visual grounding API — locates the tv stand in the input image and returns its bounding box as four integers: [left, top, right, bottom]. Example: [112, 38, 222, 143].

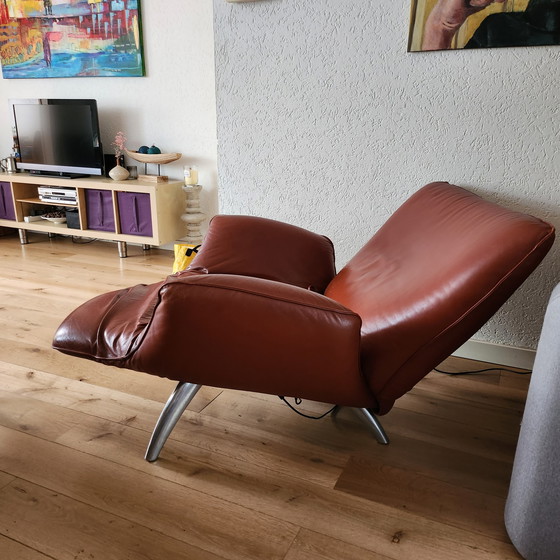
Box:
[0, 172, 185, 257]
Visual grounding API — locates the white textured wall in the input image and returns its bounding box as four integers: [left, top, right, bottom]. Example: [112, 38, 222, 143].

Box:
[214, 0, 560, 350]
[0, 0, 217, 222]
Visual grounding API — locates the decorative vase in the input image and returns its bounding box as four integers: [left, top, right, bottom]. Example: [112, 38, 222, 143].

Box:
[109, 164, 129, 181]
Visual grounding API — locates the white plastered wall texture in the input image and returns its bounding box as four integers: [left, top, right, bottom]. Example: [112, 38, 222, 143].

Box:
[0, 0, 218, 224]
[213, 0, 560, 352]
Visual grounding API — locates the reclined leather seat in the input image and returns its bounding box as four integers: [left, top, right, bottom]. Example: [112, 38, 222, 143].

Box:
[52, 182, 555, 461]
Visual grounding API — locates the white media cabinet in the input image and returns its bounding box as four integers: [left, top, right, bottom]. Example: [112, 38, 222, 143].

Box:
[0, 172, 185, 257]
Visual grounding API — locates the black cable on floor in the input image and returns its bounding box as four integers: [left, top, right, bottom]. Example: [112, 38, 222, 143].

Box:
[278, 396, 337, 419]
[71, 236, 98, 244]
[435, 366, 531, 376]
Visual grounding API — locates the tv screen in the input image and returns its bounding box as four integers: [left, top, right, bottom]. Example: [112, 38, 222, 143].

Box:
[11, 99, 104, 178]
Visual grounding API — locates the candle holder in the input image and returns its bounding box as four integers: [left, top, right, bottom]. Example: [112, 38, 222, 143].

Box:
[180, 183, 206, 244]
[184, 165, 199, 186]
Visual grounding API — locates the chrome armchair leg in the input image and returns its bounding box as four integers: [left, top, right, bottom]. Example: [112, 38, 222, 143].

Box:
[355, 407, 390, 444]
[145, 382, 202, 462]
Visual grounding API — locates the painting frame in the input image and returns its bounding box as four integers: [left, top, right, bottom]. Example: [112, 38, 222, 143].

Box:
[0, 0, 145, 79]
[408, 0, 560, 52]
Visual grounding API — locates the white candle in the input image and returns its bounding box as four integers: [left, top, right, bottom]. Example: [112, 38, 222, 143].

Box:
[184, 165, 199, 185]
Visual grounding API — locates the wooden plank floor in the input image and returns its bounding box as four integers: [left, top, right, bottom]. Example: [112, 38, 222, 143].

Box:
[0, 232, 529, 559]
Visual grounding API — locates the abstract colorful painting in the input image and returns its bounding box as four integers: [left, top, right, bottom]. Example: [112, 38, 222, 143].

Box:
[0, 0, 144, 78]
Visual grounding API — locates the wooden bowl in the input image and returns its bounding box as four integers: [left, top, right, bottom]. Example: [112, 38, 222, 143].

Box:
[125, 149, 182, 165]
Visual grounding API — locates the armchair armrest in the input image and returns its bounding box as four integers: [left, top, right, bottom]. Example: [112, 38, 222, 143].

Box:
[187, 215, 336, 293]
[132, 273, 369, 405]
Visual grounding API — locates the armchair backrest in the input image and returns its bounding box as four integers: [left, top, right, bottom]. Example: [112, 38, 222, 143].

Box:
[325, 182, 555, 414]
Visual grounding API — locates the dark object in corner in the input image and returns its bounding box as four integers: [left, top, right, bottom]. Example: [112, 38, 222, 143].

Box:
[66, 209, 80, 230]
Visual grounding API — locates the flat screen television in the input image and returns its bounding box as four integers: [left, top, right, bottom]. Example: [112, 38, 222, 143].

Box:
[10, 98, 104, 178]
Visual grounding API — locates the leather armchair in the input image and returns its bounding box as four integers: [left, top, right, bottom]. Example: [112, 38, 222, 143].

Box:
[52, 182, 555, 461]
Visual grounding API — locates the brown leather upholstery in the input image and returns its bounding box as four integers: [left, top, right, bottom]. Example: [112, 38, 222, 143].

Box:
[189, 215, 336, 292]
[53, 182, 555, 416]
[326, 182, 555, 413]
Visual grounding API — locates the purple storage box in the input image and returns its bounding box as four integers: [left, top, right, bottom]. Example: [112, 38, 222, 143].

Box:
[85, 189, 115, 232]
[0, 182, 16, 220]
[117, 192, 152, 237]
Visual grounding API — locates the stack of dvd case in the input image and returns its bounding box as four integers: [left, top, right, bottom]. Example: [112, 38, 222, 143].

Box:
[38, 187, 78, 205]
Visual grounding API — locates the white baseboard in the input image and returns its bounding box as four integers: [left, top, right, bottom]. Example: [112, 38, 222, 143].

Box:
[452, 339, 535, 371]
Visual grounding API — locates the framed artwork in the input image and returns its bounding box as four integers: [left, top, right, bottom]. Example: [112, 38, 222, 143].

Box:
[409, 0, 560, 52]
[0, 0, 145, 78]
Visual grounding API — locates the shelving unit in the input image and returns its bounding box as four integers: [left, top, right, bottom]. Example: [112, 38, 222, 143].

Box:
[0, 172, 185, 257]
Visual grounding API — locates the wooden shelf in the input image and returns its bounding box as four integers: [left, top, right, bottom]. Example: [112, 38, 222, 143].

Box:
[17, 197, 78, 207]
[0, 172, 186, 257]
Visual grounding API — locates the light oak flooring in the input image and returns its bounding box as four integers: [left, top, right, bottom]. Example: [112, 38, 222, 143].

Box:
[0, 232, 530, 560]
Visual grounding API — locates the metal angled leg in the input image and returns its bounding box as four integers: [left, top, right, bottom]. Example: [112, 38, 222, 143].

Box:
[355, 407, 390, 444]
[145, 382, 202, 462]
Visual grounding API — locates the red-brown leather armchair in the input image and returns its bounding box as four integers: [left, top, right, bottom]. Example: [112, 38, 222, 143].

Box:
[52, 182, 555, 461]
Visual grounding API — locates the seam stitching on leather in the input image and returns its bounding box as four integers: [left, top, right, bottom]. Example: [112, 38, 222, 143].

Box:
[166, 278, 359, 316]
